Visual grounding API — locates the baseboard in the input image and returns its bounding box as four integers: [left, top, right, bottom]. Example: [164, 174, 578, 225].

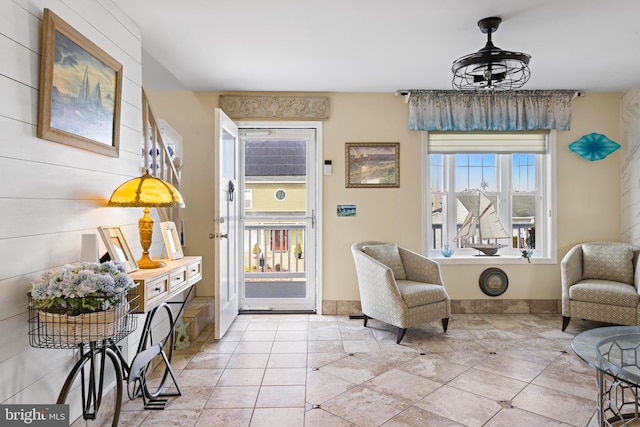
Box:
[322, 299, 561, 315]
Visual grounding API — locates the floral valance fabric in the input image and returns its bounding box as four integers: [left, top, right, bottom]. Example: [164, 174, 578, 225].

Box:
[408, 90, 578, 131]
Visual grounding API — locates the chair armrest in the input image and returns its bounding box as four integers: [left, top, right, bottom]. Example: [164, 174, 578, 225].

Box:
[561, 244, 583, 297]
[351, 250, 405, 306]
[634, 249, 640, 291]
[398, 247, 444, 285]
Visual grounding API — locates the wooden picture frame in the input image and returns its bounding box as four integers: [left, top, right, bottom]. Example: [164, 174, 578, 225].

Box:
[97, 226, 138, 272]
[345, 142, 400, 188]
[160, 221, 184, 260]
[37, 8, 122, 157]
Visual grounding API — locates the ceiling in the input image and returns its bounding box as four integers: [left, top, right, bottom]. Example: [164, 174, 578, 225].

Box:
[113, 0, 640, 93]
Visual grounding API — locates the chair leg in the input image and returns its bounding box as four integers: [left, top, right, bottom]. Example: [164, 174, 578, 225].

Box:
[442, 318, 449, 332]
[363, 314, 369, 328]
[396, 327, 407, 344]
[562, 316, 571, 331]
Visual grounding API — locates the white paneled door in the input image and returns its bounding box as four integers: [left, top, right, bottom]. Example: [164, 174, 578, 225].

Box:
[213, 108, 240, 339]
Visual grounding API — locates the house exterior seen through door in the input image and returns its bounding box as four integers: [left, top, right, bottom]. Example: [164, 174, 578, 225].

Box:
[239, 126, 319, 312]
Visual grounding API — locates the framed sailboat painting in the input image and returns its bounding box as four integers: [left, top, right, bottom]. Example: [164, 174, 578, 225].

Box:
[37, 9, 122, 157]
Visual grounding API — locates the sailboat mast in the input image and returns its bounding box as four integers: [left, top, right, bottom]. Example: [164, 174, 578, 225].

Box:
[476, 191, 483, 242]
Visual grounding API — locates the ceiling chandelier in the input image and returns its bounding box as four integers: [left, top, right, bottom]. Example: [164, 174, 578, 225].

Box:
[452, 17, 531, 91]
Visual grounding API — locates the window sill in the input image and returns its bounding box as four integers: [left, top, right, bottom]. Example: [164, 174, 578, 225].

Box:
[433, 254, 556, 265]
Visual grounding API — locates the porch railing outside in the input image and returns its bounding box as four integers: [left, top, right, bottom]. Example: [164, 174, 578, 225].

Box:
[243, 223, 307, 299]
[244, 223, 306, 279]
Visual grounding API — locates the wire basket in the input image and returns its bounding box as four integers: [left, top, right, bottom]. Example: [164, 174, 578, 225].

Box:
[28, 285, 140, 349]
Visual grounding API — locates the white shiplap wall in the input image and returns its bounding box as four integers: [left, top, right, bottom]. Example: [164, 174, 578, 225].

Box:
[621, 87, 640, 246]
[0, 0, 164, 420]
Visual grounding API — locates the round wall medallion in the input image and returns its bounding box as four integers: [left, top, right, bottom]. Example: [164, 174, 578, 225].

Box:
[479, 268, 508, 297]
[274, 189, 287, 201]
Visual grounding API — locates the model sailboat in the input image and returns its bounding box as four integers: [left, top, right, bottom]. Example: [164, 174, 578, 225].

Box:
[455, 190, 510, 256]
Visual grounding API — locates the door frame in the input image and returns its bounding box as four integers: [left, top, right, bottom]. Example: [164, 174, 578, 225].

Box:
[236, 120, 323, 313]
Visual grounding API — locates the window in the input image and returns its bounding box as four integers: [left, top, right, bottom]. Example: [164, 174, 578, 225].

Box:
[274, 189, 287, 201]
[244, 189, 253, 209]
[425, 132, 555, 261]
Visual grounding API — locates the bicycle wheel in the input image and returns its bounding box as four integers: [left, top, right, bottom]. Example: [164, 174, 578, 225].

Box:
[57, 343, 123, 427]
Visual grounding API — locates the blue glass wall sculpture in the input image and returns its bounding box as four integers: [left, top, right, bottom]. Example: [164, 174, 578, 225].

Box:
[568, 133, 620, 161]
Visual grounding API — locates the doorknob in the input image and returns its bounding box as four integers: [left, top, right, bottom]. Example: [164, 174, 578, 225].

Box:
[209, 233, 229, 239]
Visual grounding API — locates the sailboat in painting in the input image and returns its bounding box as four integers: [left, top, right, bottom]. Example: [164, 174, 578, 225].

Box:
[455, 190, 510, 256]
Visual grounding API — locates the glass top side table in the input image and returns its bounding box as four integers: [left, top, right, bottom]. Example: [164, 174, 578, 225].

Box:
[572, 326, 640, 426]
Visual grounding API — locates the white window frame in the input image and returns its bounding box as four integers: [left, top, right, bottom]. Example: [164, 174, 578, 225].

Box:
[422, 131, 557, 264]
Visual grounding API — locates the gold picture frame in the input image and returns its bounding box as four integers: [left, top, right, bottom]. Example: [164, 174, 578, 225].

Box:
[345, 142, 400, 188]
[37, 8, 123, 157]
[97, 226, 138, 272]
[160, 221, 184, 260]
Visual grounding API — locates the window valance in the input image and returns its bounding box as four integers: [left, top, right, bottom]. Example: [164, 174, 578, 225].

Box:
[408, 90, 578, 132]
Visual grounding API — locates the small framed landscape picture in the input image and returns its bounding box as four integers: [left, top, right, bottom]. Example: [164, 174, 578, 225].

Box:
[345, 142, 400, 188]
[337, 204, 356, 217]
[160, 221, 184, 260]
[97, 226, 138, 272]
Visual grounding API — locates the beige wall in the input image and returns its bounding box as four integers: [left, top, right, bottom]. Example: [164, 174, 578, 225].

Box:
[147, 91, 623, 304]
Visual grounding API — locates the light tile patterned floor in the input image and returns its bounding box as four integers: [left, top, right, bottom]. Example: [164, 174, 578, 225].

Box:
[109, 313, 608, 427]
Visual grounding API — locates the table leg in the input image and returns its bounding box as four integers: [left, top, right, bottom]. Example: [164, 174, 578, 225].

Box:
[597, 369, 605, 427]
[126, 302, 182, 408]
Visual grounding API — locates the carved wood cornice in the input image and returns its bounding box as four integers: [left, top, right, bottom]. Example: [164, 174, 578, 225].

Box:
[219, 95, 330, 120]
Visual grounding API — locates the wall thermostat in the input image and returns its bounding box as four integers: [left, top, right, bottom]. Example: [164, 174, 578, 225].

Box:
[324, 160, 332, 175]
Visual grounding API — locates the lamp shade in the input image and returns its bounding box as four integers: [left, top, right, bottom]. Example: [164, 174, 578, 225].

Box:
[108, 172, 185, 208]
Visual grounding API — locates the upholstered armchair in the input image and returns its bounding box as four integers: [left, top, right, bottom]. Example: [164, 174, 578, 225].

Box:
[351, 242, 450, 343]
[561, 241, 640, 331]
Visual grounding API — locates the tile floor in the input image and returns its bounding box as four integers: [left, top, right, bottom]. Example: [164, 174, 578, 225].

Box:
[112, 313, 608, 427]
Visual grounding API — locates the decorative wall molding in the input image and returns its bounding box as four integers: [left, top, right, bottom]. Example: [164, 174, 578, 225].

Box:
[219, 95, 330, 120]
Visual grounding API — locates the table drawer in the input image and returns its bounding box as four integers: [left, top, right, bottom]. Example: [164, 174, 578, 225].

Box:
[144, 275, 169, 307]
[169, 266, 187, 292]
[129, 256, 202, 312]
[187, 260, 202, 283]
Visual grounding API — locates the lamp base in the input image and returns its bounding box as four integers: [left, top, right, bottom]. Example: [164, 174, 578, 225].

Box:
[137, 253, 166, 269]
[137, 207, 166, 269]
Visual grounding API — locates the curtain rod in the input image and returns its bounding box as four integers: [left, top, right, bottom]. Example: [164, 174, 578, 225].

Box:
[395, 89, 585, 103]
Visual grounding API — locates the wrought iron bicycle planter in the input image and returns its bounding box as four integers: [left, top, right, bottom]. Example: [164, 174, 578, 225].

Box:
[28, 285, 189, 426]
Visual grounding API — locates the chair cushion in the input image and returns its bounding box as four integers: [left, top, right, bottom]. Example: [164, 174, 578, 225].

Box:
[363, 243, 407, 280]
[569, 280, 639, 308]
[396, 280, 446, 308]
[582, 242, 634, 284]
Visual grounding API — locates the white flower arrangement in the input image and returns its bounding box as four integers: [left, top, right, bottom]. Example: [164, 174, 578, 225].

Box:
[30, 261, 135, 316]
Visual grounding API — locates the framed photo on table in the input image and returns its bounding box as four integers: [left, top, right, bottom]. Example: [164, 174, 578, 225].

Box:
[37, 8, 123, 157]
[97, 226, 138, 272]
[345, 142, 400, 188]
[160, 221, 184, 260]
